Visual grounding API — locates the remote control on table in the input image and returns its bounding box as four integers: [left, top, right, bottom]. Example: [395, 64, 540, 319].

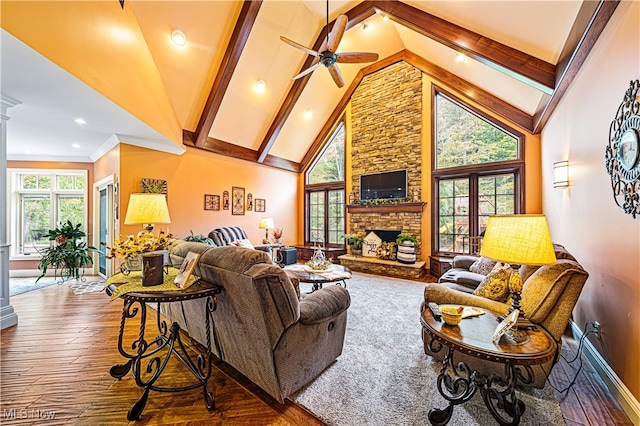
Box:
[428, 302, 442, 321]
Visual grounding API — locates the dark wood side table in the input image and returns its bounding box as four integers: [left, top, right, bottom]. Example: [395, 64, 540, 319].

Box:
[106, 276, 221, 421]
[421, 307, 557, 426]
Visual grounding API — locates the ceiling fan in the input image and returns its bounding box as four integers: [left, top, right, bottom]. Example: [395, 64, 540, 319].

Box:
[280, 3, 378, 88]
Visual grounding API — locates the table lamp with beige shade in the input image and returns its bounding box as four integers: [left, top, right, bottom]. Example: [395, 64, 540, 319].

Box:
[124, 193, 171, 232]
[480, 214, 556, 343]
[123, 193, 171, 286]
[258, 217, 275, 241]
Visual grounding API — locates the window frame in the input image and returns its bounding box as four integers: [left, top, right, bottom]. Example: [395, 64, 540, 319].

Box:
[431, 86, 525, 256]
[304, 119, 346, 246]
[8, 168, 89, 259]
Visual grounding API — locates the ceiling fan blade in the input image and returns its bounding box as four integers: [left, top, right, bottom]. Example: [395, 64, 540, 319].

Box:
[336, 52, 379, 63]
[327, 14, 348, 53]
[327, 64, 345, 88]
[280, 36, 319, 57]
[293, 62, 321, 80]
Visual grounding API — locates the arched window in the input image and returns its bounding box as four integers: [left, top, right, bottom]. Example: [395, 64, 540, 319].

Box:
[305, 121, 346, 245]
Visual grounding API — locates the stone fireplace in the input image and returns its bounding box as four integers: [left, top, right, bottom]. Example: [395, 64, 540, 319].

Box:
[348, 61, 424, 259]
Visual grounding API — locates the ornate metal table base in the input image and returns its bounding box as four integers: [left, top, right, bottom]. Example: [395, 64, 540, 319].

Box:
[110, 294, 217, 421]
[428, 344, 532, 426]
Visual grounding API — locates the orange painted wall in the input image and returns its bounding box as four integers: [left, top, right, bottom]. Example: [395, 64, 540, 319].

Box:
[542, 0, 639, 404]
[7, 160, 94, 270]
[118, 144, 299, 245]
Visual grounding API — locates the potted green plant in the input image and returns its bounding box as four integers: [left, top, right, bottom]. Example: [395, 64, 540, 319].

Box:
[37, 220, 97, 282]
[396, 233, 418, 264]
[344, 232, 365, 256]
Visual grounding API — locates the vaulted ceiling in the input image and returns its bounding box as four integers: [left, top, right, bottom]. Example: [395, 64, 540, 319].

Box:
[1, 1, 618, 171]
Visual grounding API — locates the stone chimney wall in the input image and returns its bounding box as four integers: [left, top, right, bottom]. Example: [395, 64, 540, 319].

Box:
[350, 61, 424, 258]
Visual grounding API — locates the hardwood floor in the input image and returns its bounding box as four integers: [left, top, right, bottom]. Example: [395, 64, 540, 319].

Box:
[1, 280, 633, 425]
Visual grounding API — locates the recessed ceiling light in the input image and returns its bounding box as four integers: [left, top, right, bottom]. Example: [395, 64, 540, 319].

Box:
[382, 15, 389, 22]
[72, 144, 81, 148]
[75, 118, 86, 125]
[304, 109, 313, 120]
[455, 53, 467, 63]
[171, 29, 187, 46]
[255, 80, 266, 93]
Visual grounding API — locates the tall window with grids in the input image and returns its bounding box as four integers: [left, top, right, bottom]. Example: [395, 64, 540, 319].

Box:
[433, 88, 524, 255]
[9, 170, 88, 256]
[305, 122, 345, 245]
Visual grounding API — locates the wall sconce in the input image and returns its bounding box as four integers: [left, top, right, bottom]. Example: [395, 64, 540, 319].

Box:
[553, 161, 569, 188]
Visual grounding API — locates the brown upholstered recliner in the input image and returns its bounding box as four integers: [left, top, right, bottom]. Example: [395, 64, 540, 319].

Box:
[422, 244, 588, 387]
[161, 241, 351, 402]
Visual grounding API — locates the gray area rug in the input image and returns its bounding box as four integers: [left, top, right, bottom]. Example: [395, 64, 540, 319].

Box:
[9, 277, 59, 296]
[292, 272, 565, 426]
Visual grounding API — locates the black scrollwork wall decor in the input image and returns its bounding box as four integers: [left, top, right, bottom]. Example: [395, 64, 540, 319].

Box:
[606, 79, 640, 218]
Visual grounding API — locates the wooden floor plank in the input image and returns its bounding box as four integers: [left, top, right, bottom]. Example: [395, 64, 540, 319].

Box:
[1, 279, 634, 426]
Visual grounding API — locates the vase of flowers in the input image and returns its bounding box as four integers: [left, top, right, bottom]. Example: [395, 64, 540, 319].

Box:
[37, 221, 97, 282]
[272, 228, 283, 245]
[104, 230, 174, 274]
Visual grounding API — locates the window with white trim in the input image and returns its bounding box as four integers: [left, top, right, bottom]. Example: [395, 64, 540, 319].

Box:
[9, 169, 88, 257]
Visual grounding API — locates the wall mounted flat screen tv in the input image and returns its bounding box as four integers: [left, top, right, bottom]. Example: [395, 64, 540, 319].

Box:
[360, 170, 407, 200]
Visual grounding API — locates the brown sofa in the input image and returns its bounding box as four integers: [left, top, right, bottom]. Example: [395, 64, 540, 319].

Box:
[422, 244, 588, 387]
[161, 241, 351, 402]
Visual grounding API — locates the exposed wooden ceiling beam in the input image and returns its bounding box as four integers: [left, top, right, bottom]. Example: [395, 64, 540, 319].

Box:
[532, 0, 620, 133]
[193, 0, 262, 148]
[184, 130, 300, 173]
[372, 0, 556, 95]
[257, 0, 555, 163]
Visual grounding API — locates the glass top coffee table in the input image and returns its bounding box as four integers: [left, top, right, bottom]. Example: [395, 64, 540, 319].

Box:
[421, 306, 557, 426]
[283, 264, 352, 292]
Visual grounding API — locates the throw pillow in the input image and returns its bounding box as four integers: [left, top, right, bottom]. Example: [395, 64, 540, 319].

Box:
[469, 256, 497, 275]
[473, 263, 512, 302]
[229, 238, 255, 250]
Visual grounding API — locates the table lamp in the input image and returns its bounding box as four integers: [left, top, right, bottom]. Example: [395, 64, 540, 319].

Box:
[480, 214, 556, 343]
[124, 193, 171, 232]
[258, 217, 275, 241]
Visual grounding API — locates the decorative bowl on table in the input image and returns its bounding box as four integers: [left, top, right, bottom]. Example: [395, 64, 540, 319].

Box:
[440, 305, 464, 326]
[305, 259, 332, 272]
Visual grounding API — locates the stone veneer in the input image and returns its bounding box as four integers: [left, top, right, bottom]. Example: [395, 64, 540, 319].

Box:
[349, 61, 423, 258]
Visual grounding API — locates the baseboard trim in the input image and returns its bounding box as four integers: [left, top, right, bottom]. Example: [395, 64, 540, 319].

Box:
[9, 269, 43, 278]
[570, 321, 640, 425]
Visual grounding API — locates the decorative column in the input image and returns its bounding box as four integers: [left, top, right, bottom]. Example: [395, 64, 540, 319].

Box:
[1, 95, 21, 330]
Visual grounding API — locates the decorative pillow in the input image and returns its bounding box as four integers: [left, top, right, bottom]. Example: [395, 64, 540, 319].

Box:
[469, 256, 497, 275]
[229, 238, 255, 250]
[473, 263, 512, 302]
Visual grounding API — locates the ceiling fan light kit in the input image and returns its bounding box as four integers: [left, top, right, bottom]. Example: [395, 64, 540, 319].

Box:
[280, 2, 378, 88]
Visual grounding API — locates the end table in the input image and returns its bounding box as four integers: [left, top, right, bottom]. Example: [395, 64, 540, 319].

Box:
[421, 307, 557, 426]
[106, 275, 221, 421]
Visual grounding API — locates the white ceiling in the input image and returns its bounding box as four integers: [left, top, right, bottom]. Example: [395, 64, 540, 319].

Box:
[1, 1, 585, 165]
[1, 30, 183, 163]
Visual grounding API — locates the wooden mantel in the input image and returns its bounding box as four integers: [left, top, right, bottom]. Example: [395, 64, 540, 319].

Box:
[346, 202, 427, 214]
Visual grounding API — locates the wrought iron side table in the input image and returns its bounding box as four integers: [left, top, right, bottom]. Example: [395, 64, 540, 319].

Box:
[106, 276, 221, 421]
[421, 307, 557, 426]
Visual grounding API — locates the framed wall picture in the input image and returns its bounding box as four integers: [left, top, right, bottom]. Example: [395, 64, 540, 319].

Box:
[223, 190, 230, 210]
[247, 193, 253, 211]
[232, 186, 245, 215]
[255, 198, 266, 212]
[141, 178, 168, 198]
[204, 194, 220, 211]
